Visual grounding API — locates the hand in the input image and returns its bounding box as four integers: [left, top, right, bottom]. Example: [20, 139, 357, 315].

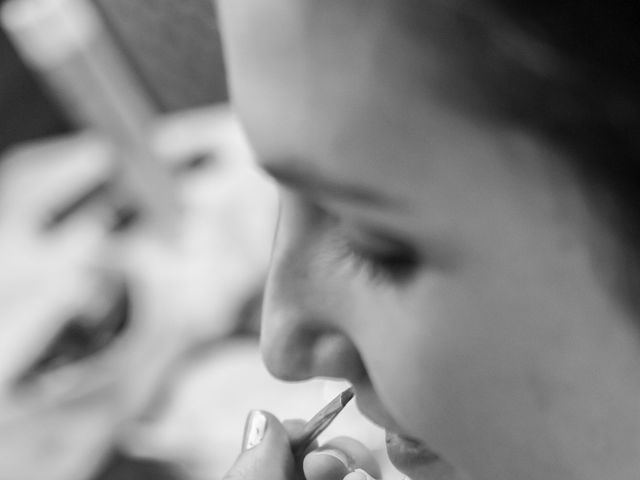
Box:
[224, 411, 381, 480]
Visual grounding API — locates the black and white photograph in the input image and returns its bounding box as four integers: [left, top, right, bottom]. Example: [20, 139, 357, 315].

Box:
[1, 1, 638, 480]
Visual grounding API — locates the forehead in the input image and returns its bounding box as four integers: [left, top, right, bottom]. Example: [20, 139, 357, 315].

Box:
[216, 0, 387, 110]
[216, 0, 578, 224]
[218, 0, 442, 177]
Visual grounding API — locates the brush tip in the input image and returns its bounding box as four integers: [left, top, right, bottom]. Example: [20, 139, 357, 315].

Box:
[340, 386, 355, 406]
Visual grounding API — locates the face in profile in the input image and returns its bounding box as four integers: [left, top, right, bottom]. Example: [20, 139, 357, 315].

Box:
[217, 1, 640, 479]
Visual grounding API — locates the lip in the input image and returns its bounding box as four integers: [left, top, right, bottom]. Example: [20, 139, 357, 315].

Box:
[353, 390, 404, 433]
[385, 430, 441, 471]
[353, 388, 443, 472]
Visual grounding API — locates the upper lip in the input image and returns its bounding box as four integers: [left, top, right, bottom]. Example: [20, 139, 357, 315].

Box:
[351, 384, 415, 438]
[353, 385, 446, 466]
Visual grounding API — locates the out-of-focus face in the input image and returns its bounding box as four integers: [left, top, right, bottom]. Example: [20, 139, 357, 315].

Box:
[0, 143, 132, 480]
[0, 111, 278, 480]
[0, 139, 178, 480]
[217, 2, 640, 480]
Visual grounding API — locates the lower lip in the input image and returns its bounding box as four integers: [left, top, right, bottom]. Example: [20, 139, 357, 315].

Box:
[385, 431, 441, 472]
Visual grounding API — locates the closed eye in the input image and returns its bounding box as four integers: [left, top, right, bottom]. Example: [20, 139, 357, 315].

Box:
[339, 236, 420, 284]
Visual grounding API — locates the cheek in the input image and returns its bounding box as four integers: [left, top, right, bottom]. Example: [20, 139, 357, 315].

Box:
[347, 278, 517, 443]
[353, 279, 551, 474]
[355, 266, 640, 478]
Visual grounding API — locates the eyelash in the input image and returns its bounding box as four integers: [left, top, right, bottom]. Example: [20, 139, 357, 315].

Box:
[293, 199, 420, 285]
[337, 235, 420, 285]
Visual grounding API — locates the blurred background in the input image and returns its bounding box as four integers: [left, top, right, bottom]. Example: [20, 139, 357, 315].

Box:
[0, 0, 393, 479]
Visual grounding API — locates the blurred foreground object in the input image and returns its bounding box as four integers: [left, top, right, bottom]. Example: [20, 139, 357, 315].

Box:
[90, 451, 183, 480]
[2, 0, 178, 234]
[0, 0, 226, 155]
[92, 0, 227, 111]
[0, 106, 277, 480]
[0, 26, 72, 153]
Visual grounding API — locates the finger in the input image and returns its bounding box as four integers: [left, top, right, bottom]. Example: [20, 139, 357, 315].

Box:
[318, 437, 380, 478]
[223, 411, 300, 480]
[303, 436, 381, 480]
[283, 419, 319, 456]
[303, 447, 354, 480]
[282, 419, 307, 439]
[345, 469, 379, 480]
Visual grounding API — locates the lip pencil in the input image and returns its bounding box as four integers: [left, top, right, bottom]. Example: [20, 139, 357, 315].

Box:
[291, 386, 355, 458]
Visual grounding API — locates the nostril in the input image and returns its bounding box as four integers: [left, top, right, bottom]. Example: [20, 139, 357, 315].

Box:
[260, 327, 318, 382]
[310, 332, 368, 382]
[261, 323, 367, 384]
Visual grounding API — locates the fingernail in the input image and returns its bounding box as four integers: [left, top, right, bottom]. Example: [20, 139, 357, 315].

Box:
[309, 447, 355, 471]
[242, 410, 268, 451]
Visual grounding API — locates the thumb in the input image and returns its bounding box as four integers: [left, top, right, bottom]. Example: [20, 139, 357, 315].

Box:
[224, 410, 300, 480]
[303, 437, 381, 480]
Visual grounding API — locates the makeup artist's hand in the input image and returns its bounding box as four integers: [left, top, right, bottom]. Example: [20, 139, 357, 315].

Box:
[224, 411, 381, 480]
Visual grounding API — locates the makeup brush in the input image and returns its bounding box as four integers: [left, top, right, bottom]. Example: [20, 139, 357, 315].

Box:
[291, 386, 355, 458]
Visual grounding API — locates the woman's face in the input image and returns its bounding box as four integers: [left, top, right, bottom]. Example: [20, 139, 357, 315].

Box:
[217, 2, 640, 480]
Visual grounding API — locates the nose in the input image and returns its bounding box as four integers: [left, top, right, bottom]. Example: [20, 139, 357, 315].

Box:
[260, 197, 366, 383]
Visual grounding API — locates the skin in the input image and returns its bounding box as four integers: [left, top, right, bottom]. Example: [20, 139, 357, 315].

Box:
[0, 123, 273, 480]
[0, 142, 128, 480]
[216, 1, 640, 480]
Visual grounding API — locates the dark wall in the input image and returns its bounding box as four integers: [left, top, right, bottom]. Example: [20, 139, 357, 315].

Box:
[0, 25, 72, 154]
[93, 0, 228, 112]
[0, 0, 227, 154]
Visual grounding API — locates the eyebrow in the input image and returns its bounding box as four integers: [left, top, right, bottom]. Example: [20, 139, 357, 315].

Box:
[262, 162, 402, 209]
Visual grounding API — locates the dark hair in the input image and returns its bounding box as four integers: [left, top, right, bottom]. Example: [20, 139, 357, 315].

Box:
[391, 0, 640, 312]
